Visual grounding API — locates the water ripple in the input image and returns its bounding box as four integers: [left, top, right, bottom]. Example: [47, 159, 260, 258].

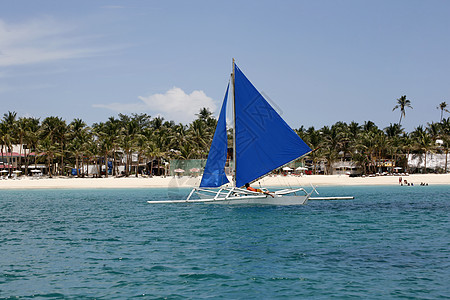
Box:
[0, 186, 449, 298]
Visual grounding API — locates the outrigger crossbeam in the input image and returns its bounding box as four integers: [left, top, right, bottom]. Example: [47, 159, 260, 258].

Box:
[147, 186, 315, 205]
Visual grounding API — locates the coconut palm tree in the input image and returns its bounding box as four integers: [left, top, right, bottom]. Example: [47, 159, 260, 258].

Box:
[20, 117, 41, 174]
[15, 117, 29, 169]
[118, 114, 142, 176]
[427, 122, 441, 143]
[355, 129, 379, 174]
[363, 120, 380, 133]
[437, 102, 449, 122]
[22, 118, 41, 169]
[40, 116, 67, 175]
[131, 113, 151, 176]
[0, 122, 8, 169]
[440, 118, 450, 173]
[2, 111, 17, 176]
[189, 119, 210, 158]
[69, 118, 89, 177]
[320, 125, 343, 175]
[384, 123, 403, 138]
[304, 126, 322, 174]
[384, 123, 404, 169]
[103, 117, 123, 176]
[411, 126, 434, 173]
[393, 95, 413, 126]
[196, 107, 213, 121]
[38, 136, 58, 177]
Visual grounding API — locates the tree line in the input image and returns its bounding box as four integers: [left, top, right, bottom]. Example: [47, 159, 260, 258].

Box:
[298, 98, 449, 174]
[0, 108, 217, 177]
[0, 98, 449, 176]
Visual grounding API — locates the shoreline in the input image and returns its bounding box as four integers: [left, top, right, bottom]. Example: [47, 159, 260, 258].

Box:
[0, 174, 448, 190]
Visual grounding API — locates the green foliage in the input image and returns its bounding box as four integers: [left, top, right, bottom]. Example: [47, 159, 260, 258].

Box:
[1, 107, 449, 176]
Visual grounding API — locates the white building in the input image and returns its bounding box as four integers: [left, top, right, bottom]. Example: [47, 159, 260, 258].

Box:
[407, 153, 449, 172]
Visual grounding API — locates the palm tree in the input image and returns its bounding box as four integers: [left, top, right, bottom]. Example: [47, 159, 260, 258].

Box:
[357, 131, 375, 174]
[393, 95, 413, 125]
[118, 114, 141, 176]
[20, 117, 41, 175]
[0, 122, 8, 169]
[320, 125, 342, 175]
[384, 123, 403, 138]
[22, 118, 41, 170]
[384, 123, 404, 169]
[363, 120, 379, 133]
[104, 117, 122, 176]
[400, 133, 414, 173]
[196, 107, 213, 121]
[2, 111, 17, 176]
[69, 118, 89, 177]
[304, 126, 322, 174]
[16, 117, 28, 169]
[38, 136, 58, 177]
[40, 116, 67, 175]
[439, 118, 450, 173]
[189, 119, 209, 158]
[411, 126, 434, 173]
[437, 102, 449, 122]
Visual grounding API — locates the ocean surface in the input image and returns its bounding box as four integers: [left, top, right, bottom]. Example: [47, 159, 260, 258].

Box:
[1, 185, 449, 299]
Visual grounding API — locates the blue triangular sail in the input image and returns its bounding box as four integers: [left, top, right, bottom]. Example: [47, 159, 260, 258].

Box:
[234, 64, 311, 188]
[199, 84, 230, 187]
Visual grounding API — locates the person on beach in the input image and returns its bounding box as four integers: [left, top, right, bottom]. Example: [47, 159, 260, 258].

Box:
[245, 183, 274, 197]
[399, 176, 402, 185]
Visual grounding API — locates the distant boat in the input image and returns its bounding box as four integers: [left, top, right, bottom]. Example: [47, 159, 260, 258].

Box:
[149, 59, 317, 205]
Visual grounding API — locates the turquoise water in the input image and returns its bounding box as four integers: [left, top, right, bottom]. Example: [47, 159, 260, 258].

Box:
[1, 185, 449, 299]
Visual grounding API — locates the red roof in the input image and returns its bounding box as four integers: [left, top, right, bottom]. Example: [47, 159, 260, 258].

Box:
[0, 152, 43, 157]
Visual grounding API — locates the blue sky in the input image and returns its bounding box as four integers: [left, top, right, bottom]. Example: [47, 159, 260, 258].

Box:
[1, 0, 449, 131]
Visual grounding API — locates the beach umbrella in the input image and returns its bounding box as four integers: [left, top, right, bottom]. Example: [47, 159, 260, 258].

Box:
[394, 167, 402, 170]
[296, 166, 308, 171]
[174, 168, 185, 173]
[12, 170, 22, 173]
[189, 168, 200, 173]
[0, 170, 8, 173]
[282, 167, 293, 171]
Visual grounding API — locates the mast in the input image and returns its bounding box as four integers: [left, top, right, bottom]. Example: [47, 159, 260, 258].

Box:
[231, 58, 236, 187]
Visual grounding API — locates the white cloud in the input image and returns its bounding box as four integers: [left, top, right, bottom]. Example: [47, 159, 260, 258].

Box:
[93, 87, 217, 124]
[0, 17, 111, 67]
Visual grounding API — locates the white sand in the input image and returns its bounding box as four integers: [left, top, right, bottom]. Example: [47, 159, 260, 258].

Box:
[0, 174, 448, 190]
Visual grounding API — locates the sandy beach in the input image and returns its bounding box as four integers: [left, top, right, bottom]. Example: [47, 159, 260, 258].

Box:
[0, 174, 448, 190]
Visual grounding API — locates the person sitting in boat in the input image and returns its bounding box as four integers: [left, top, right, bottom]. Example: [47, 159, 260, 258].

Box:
[245, 183, 274, 198]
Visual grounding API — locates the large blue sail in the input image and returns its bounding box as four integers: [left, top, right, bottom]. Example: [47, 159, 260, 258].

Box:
[234, 64, 311, 188]
[199, 84, 230, 187]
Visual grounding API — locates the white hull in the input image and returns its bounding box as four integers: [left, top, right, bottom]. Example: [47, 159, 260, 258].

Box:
[207, 195, 309, 205]
[147, 186, 315, 205]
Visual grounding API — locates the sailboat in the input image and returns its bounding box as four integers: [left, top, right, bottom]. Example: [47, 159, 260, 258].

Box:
[148, 59, 317, 205]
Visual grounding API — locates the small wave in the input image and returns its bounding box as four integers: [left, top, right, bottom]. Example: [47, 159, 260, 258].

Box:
[146, 265, 177, 272]
[179, 273, 231, 280]
[23, 292, 67, 298]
